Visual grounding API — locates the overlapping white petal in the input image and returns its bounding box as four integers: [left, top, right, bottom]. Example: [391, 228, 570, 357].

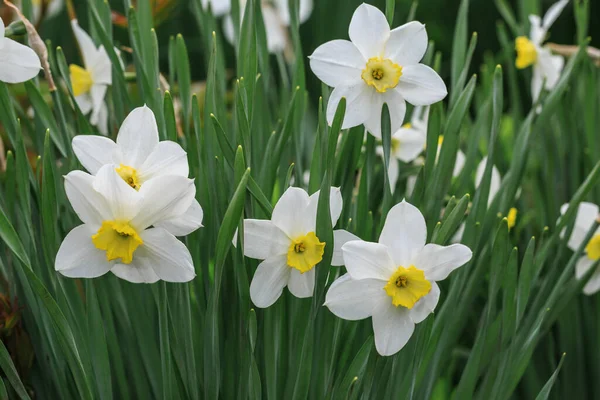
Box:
[0, 18, 42, 84]
[372, 302, 415, 356]
[385, 21, 428, 65]
[411, 243, 473, 281]
[332, 230, 360, 266]
[325, 274, 388, 320]
[342, 240, 395, 281]
[575, 257, 600, 295]
[560, 202, 599, 251]
[249, 255, 290, 308]
[241, 219, 290, 259]
[72, 135, 118, 174]
[379, 201, 427, 266]
[348, 3, 390, 58]
[55, 225, 113, 278]
[288, 268, 315, 298]
[396, 64, 447, 106]
[309, 40, 364, 87]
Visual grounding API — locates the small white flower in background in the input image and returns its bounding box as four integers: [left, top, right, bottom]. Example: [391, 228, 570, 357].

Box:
[325, 201, 472, 356]
[31, 0, 64, 23]
[55, 165, 198, 283]
[241, 186, 345, 308]
[207, 0, 313, 54]
[377, 106, 429, 193]
[72, 106, 203, 236]
[0, 17, 42, 84]
[70, 20, 114, 135]
[515, 0, 568, 103]
[309, 3, 447, 138]
[560, 202, 600, 295]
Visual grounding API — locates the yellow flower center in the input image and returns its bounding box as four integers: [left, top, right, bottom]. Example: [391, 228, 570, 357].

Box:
[69, 64, 94, 97]
[92, 221, 143, 264]
[586, 234, 600, 261]
[286, 232, 325, 273]
[384, 266, 432, 308]
[507, 207, 518, 230]
[361, 57, 403, 93]
[115, 164, 141, 190]
[515, 36, 538, 69]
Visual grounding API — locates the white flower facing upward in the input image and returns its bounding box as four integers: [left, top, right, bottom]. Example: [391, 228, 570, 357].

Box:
[72, 106, 204, 236]
[70, 20, 114, 134]
[0, 17, 42, 83]
[220, 0, 313, 54]
[560, 202, 600, 295]
[242, 186, 343, 308]
[325, 201, 472, 356]
[309, 4, 447, 139]
[515, 0, 568, 103]
[55, 165, 198, 283]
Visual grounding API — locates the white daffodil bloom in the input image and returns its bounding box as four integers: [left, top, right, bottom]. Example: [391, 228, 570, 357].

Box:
[515, 0, 568, 103]
[221, 0, 313, 53]
[0, 17, 42, 83]
[309, 4, 446, 138]
[560, 202, 600, 295]
[72, 106, 203, 236]
[242, 186, 343, 308]
[377, 106, 429, 193]
[56, 165, 197, 283]
[70, 20, 113, 134]
[325, 201, 472, 356]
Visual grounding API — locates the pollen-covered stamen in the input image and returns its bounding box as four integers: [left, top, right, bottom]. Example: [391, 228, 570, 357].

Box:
[287, 232, 325, 274]
[115, 164, 141, 190]
[92, 221, 143, 264]
[515, 36, 538, 69]
[361, 57, 403, 93]
[384, 266, 432, 308]
[586, 234, 600, 261]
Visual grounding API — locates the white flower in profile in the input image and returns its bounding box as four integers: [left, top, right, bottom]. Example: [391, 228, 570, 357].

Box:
[221, 0, 313, 53]
[515, 0, 568, 103]
[377, 106, 429, 193]
[325, 201, 472, 356]
[241, 186, 343, 308]
[70, 20, 114, 134]
[0, 17, 42, 83]
[72, 106, 203, 236]
[560, 202, 600, 295]
[56, 165, 197, 283]
[309, 4, 447, 138]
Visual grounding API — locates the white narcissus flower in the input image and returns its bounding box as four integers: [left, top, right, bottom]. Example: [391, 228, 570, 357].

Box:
[309, 4, 447, 138]
[70, 20, 113, 135]
[222, 0, 313, 54]
[560, 202, 600, 295]
[72, 106, 203, 237]
[515, 0, 568, 103]
[242, 186, 343, 308]
[325, 201, 472, 356]
[0, 17, 42, 83]
[55, 165, 197, 283]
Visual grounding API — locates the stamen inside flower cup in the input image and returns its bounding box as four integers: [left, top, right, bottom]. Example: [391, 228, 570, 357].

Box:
[287, 232, 326, 273]
[361, 57, 403, 93]
[92, 221, 144, 264]
[115, 164, 141, 190]
[384, 266, 432, 308]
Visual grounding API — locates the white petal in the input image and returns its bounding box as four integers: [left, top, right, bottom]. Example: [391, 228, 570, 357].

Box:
[138, 141, 189, 183]
[136, 228, 195, 282]
[542, 0, 569, 31]
[72, 135, 117, 174]
[93, 164, 142, 221]
[412, 243, 472, 281]
[130, 175, 195, 231]
[287, 268, 315, 298]
[111, 261, 160, 284]
[223, 15, 235, 46]
[453, 149, 467, 178]
[90, 85, 107, 127]
[303, 187, 344, 232]
[116, 106, 160, 168]
[379, 200, 427, 266]
[385, 21, 428, 66]
[273, 0, 313, 25]
[538, 49, 564, 90]
[396, 64, 448, 106]
[393, 127, 426, 163]
[332, 229, 360, 266]
[327, 84, 375, 130]
[76, 94, 93, 115]
[249, 254, 291, 308]
[203, 0, 231, 16]
[529, 15, 545, 45]
[372, 302, 415, 356]
[0, 17, 4, 38]
[95, 101, 109, 136]
[363, 88, 407, 139]
[575, 257, 600, 295]
[560, 202, 599, 251]
[409, 281, 440, 323]
[531, 64, 544, 104]
[475, 157, 502, 206]
[388, 157, 400, 194]
[89, 47, 112, 85]
[348, 3, 390, 59]
[271, 187, 310, 238]
[342, 240, 395, 281]
[71, 20, 98, 68]
[309, 40, 365, 87]
[154, 199, 204, 237]
[325, 274, 388, 320]
[241, 219, 290, 259]
[55, 224, 112, 278]
[263, 4, 288, 53]
[0, 39, 41, 84]
[64, 170, 111, 225]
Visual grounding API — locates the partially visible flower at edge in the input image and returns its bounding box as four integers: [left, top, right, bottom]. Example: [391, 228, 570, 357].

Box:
[0, 16, 42, 84]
